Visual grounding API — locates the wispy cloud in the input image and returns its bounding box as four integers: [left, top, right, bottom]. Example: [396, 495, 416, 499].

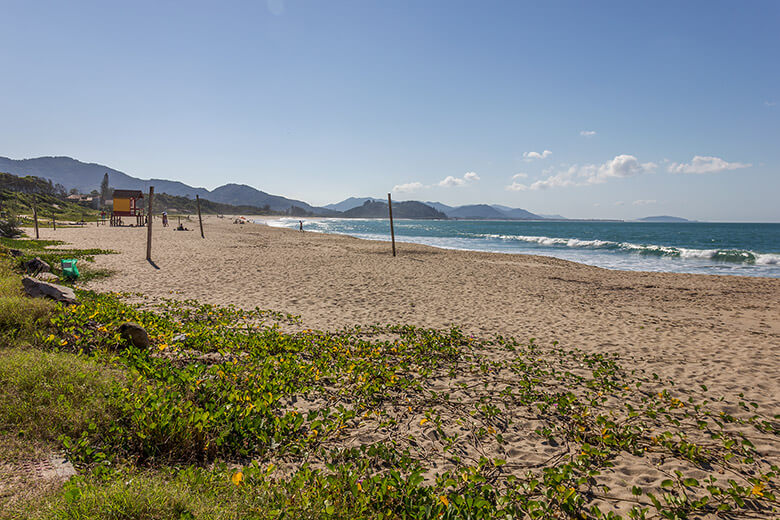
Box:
[392, 182, 424, 193]
[614, 201, 625, 206]
[523, 150, 552, 161]
[580, 130, 597, 136]
[438, 172, 481, 187]
[506, 155, 656, 191]
[633, 199, 656, 206]
[667, 156, 751, 175]
[765, 101, 777, 107]
[512, 173, 528, 179]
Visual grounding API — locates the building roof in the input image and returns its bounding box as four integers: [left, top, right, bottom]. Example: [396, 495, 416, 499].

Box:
[112, 189, 144, 199]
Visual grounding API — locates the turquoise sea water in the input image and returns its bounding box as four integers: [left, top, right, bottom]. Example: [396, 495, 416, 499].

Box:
[264, 218, 780, 278]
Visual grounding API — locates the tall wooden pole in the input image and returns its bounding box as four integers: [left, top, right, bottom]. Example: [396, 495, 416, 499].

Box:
[52, 214, 56, 231]
[196, 195, 204, 238]
[387, 193, 396, 257]
[146, 187, 154, 261]
[32, 199, 39, 239]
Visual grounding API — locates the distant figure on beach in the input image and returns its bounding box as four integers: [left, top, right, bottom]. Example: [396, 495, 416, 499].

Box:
[162, 212, 169, 228]
[299, 220, 304, 232]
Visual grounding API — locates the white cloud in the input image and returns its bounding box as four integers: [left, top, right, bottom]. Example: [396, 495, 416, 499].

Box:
[506, 154, 656, 192]
[505, 181, 528, 191]
[633, 199, 656, 206]
[438, 172, 480, 188]
[438, 175, 465, 187]
[587, 155, 657, 184]
[667, 156, 751, 175]
[765, 101, 777, 107]
[580, 130, 597, 136]
[393, 182, 424, 193]
[523, 150, 552, 161]
[512, 173, 528, 179]
[614, 201, 625, 206]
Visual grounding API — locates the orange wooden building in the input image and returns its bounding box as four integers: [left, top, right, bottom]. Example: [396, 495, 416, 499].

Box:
[111, 189, 145, 226]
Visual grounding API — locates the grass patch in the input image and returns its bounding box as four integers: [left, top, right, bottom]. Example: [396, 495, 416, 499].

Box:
[0, 348, 126, 454]
[1, 236, 115, 287]
[0, 257, 55, 343]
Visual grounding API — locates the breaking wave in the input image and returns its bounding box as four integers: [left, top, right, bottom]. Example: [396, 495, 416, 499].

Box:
[479, 234, 779, 265]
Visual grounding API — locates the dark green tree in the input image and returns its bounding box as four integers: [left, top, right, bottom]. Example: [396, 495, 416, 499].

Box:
[100, 173, 110, 208]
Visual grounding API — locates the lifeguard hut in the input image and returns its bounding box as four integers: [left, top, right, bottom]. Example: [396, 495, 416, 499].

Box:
[110, 189, 145, 226]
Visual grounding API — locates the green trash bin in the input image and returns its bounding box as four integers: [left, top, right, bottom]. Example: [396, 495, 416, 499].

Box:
[61, 259, 79, 280]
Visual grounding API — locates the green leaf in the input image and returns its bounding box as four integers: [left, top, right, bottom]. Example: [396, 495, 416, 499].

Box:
[661, 479, 674, 488]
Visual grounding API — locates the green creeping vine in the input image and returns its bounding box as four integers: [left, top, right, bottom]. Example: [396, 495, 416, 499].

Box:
[38, 290, 778, 519]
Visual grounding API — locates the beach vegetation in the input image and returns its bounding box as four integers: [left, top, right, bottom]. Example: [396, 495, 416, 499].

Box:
[0, 240, 778, 519]
[0, 211, 23, 238]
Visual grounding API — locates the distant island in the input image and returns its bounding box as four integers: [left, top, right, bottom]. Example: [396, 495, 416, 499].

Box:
[637, 216, 692, 223]
[341, 200, 447, 219]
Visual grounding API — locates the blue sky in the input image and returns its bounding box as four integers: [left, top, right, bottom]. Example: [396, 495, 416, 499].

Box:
[1, 0, 778, 221]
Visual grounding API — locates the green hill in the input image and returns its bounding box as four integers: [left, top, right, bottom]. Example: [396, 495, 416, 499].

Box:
[0, 172, 98, 222]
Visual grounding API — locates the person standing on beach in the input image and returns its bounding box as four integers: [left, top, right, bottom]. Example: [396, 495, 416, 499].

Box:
[299, 220, 303, 232]
[162, 211, 169, 228]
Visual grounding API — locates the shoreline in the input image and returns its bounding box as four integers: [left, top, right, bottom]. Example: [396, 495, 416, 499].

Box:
[25, 217, 780, 415]
[257, 216, 780, 280]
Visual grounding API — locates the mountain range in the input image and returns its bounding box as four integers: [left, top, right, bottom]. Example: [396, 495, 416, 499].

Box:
[0, 155, 552, 220]
[0, 156, 330, 215]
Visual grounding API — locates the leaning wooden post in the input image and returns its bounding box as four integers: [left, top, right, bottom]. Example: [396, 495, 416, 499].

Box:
[52, 213, 56, 231]
[196, 195, 204, 238]
[146, 186, 154, 261]
[387, 193, 396, 257]
[32, 199, 40, 239]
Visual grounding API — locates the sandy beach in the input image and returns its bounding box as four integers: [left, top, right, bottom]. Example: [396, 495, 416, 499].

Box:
[42, 216, 779, 414]
[12, 216, 777, 514]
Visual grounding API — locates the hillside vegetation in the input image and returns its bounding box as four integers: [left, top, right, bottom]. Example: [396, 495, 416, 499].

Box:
[0, 172, 98, 222]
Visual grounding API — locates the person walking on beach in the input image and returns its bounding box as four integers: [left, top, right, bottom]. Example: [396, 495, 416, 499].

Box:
[299, 220, 303, 232]
[162, 211, 169, 228]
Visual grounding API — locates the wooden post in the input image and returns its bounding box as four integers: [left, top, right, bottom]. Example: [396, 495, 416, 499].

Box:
[32, 200, 39, 239]
[146, 186, 154, 261]
[52, 214, 56, 231]
[196, 195, 204, 238]
[387, 193, 396, 257]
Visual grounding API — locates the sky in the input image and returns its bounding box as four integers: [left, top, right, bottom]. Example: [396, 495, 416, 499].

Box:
[1, 0, 778, 221]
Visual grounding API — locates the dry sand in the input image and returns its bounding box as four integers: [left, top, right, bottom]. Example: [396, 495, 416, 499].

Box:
[32, 217, 780, 514]
[45, 216, 779, 412]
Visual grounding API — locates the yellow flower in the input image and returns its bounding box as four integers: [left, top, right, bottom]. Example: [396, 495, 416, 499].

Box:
[420, 418, 428, 426]
[60, 339, 68, 346]
[439, 496, 449, 506]
[357, 482, 363, 492]
[751, 483, 765, 497]
[231, 471, 243, 486]
[158, 343, 168, 351]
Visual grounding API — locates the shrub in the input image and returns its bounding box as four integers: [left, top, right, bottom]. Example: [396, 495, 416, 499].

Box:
[0, 212, 23, 238]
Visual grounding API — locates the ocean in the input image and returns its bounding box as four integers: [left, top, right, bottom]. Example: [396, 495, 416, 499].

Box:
[263, 218, 780, 278]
